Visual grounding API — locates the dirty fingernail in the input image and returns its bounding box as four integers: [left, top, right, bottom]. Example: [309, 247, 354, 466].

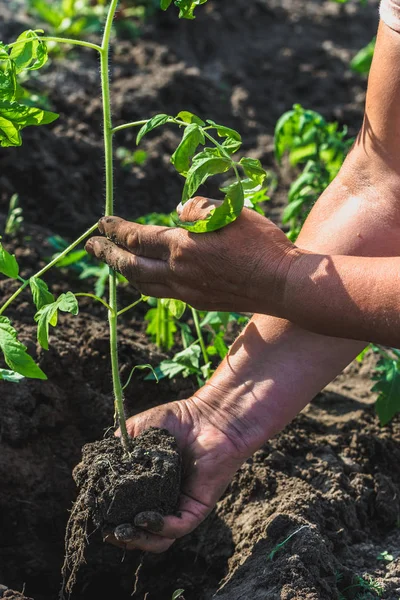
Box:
[114, 523, 140, 543]
[134, 511, 164, 533]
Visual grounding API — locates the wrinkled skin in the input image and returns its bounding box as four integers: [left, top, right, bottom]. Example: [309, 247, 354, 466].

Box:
[85, 197, 300, 316]
[106, 394, 248, 553]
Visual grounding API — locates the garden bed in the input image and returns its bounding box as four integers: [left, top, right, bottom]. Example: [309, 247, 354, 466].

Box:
[1, 1, 399, 599]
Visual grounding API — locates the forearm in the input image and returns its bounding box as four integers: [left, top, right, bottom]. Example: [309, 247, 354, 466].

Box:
[283, 252, 400, 347]
[194, 316, 362, 455]
[195, 12, 400, 453]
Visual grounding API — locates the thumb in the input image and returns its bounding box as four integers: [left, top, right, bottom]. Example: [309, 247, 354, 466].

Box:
[177, 196, 222, 223]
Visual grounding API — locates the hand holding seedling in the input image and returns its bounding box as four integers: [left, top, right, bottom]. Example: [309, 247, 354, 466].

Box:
[85, 197, 299, 315]
[106, 391, 248, 552]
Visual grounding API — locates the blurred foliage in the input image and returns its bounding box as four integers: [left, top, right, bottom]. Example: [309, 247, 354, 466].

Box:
[274, 103, 352, 241]
[24, 0, 161, 41]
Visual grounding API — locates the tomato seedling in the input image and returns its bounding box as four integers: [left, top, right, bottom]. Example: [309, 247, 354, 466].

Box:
[0, 0, 268, 452]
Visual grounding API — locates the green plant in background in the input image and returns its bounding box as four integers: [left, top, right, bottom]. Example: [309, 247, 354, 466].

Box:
[274, 103, 352, 241]
[4, 195, 24, 236]
[330, 0, 375, 74]
[338, 574, 384, 600]
[25, 0, 160, 42]
[351, 36, 376, 74]
[275, 104, 400, 424]
[0, 0, 269, 453]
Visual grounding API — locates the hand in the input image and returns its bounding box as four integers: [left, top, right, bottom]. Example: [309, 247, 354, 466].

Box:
[106, 390, 250, 553]
[85, 197, 301, 315]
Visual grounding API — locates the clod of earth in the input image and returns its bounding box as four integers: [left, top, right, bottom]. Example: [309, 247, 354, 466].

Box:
[61, 427, 181, 596]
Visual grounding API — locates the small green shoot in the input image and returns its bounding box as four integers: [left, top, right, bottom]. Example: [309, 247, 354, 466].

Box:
[267, 524, 309, 561]
[5, 194, 23, 236]
[377, 550, 394, 562]
[338, 574, 384, 600]
[172, 590, 185, 600]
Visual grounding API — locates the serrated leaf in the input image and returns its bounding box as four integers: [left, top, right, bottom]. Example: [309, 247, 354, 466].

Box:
[35, 292, 79, 350]
[171, 123, 205, 176]
[136, 114, 169, 145]
[0, 100, 58, 147]
[30, 277, 55, 310]
[174, 0, 208, 19]
[160, 298, 186, 319]
[372, 359, 400, 425]
[239, 157, 267, 186]
[0, 241, 19, 279]
[176, 111, 205, 126]
[178, 179, 244, 233]
[0, 316, 46, 379]
[182, 149, 231, 203]
[10, 30, 48, 74]
[0, 62, 17, 103]
[147, 360, 186, 380]
[207, 119, 242, 153]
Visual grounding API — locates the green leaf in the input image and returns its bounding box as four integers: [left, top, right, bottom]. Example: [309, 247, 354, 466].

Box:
[160, 0, 173, 9]
[55, 249, 87, 268]
[136, 114, 169, 145]
[35, 292, 79, 350]
[178, 179, 244, 233]
[372, 359, 400, 425]
[148, 360, 186, 380]
[239, 157, 267, 186]
[350, 37, 375, 75]
[174, 0, 208, 19]
[10, 30, 48, 74]
[0, 368, 25, 383]
[0, 241, 19, 279]
[288, 171, 316, 203]
[0, 316, 47, 379]
[207, 120, 242, 153]
[171, 123, 205, 176]
[160, 298, 187, 319]
[30, 277, 55, 310]
[0, 62, 17, 103]
[172, 590, 185, 600]
[176, 111, 205, 126]
[182, 148, 231, 203]
[282, 198, 307, 224]
[0, 100, 58, 148]
[207, 331, 228, 359]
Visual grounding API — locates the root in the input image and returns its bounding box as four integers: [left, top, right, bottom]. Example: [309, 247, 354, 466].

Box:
[60, 494, 90, 599]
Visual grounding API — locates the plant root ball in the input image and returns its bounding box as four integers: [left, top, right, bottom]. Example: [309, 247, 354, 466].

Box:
[62, 427, 181, 595]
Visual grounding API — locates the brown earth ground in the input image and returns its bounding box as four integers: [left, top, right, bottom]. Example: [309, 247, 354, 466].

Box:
[1, 0, 399, 599]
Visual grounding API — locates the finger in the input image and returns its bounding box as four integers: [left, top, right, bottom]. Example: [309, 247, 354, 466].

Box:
[85, 237, 168, 284]
[98, 216, 172, 260]
[105, 529, 175, 554]
[177, 197, 222, 222]
[135, 494, 211, 540]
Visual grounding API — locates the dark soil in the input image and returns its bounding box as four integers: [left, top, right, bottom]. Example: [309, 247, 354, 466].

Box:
[1, 1, 399, 599]
[62, 429, 181, 595]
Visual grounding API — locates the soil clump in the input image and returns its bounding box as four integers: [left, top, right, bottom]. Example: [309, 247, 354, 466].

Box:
[61, 428, 181, 595]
